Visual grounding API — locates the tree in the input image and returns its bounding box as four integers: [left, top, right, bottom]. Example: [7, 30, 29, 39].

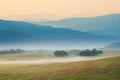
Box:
[0, 48, 25, 54]
[79, 49, 103, 56]
[54, 51, 68, 57]
[16, 48, 24, 53]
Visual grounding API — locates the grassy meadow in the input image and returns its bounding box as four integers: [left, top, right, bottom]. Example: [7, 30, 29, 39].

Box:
[0, 57, 119, 80]
[0, 50, 119, 80]
[0, 50, 120, 60]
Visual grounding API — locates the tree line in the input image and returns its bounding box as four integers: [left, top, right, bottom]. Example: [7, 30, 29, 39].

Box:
[0, 48, 25, 54]
[54, 49, 103, 57]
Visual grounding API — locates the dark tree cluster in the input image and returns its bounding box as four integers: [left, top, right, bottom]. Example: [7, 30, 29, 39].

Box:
[54, 51, 69, 57]
[79, 49, 103, 56]
[0, 48, 25, 54]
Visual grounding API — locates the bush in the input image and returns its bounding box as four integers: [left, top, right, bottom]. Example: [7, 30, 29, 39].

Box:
[0, 48, 25, 54]
[79, 49, 103, 56]
[54, 51, 69, 57]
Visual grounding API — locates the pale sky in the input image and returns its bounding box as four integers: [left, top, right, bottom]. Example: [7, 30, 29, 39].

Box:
[0, 0, 120, 21]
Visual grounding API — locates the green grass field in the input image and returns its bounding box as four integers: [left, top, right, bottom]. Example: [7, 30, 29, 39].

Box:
[0, 50, 120, 61]
[0, 56, 119, 80]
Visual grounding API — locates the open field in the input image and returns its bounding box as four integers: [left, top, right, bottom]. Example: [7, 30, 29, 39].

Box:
[0, 50, 120, 60]
[0, 50, 119, 80]
[0, 56, 119, 80]
[0, 50, 120, 64]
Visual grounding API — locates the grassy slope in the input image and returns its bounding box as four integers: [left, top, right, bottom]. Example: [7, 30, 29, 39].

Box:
[0, 56, 119, 80]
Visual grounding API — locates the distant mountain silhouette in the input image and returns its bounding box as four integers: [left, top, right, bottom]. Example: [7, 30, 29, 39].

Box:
[0, 19, 111, 46]
[103, 42, 120, 50]
[36, 14, 120, 38]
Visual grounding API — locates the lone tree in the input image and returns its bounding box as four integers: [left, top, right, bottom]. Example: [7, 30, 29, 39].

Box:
[54, 51, 69, 57]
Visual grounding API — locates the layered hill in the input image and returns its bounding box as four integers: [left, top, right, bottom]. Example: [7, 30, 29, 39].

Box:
[0, 19, 116, 49]
[36, 14, 120, 38]
[103, 42, 120, 50]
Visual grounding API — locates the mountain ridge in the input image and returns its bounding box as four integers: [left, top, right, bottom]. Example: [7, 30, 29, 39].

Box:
[0, 19, 109, 44]
[35, 14, 120, 38]
[102, 42, 120, 50]
[0, 16, 118, 49]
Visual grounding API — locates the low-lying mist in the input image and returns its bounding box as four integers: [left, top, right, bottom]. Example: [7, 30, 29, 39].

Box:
[0, 41, 108, 50]
[0, 48, 120, 64]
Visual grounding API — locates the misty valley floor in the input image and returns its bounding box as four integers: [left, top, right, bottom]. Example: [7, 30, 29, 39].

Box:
[0, 50, 120, 64]
[0, 56, 119, 80]
[0, 50, 120, 80]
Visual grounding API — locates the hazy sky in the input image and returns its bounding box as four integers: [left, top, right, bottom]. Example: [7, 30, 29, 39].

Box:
[0, 0, 120, 21]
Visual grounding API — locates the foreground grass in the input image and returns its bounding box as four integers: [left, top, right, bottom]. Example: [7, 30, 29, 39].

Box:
[0, 56, 120, 80]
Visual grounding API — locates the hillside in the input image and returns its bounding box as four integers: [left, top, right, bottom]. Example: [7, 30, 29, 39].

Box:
[36, 14, 120, 38]
[0, 19, 113, 49]
[0, 56, 119, 80]
[103, 42, 120, 50]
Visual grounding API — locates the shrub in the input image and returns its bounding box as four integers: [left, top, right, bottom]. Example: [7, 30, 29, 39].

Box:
[0, 48, 25, 54]
[79, 49, 103, 56]
[54, 51, 69, 57]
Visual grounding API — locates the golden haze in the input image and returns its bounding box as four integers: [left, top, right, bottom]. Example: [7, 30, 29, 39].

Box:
[0, 0, 120, 20]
